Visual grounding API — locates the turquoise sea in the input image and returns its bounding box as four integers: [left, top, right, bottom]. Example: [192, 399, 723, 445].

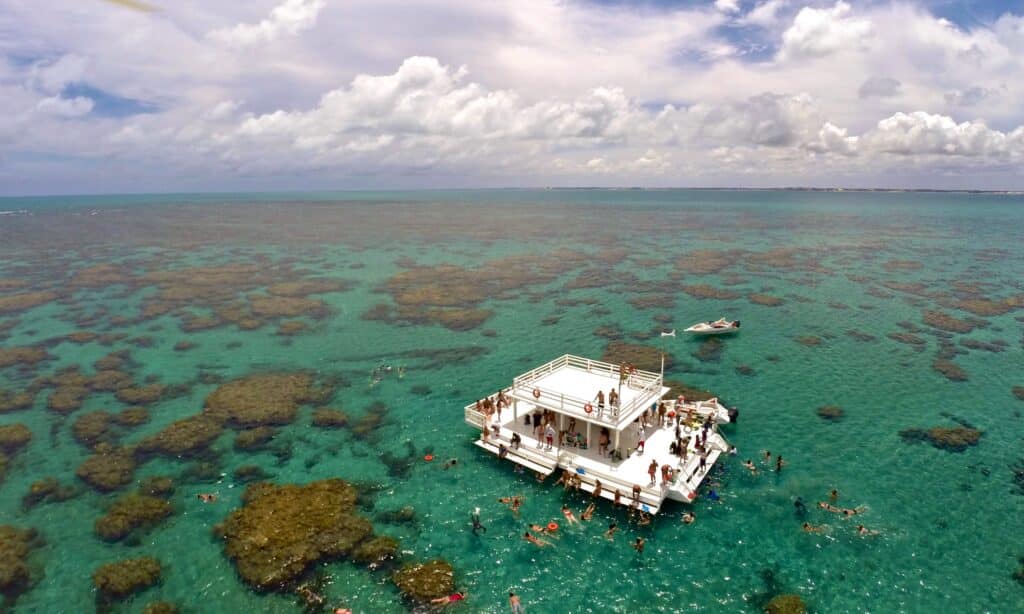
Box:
[1, 189, 1022, 613]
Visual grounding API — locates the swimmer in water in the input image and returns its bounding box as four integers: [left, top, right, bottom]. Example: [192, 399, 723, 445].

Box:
[523, 531, 551, 548]
[605, 521, 618, 539]
[632, 537, 646, 554]
[471, 507, 486, 535]
[841, 506, 867, 519]
[802, 522, 826, 533]
[856, 524, 880, 536]
[681, 511, 696, 525]
[581, 502, 596, 521]
[742, 459, 758, 474]
[829, 488, 839, 502]
[431, 591, 466, 605]
[562, 505, 579, 525]
[637, 510, 651, 526]
[510, 496, 523, 518]
[443, 458, 458, 470]
[198, 493, 217, 503]
[763, 450, 772, 464]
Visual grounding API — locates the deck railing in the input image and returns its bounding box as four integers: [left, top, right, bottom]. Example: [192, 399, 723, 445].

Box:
[511, 354, 664, 425]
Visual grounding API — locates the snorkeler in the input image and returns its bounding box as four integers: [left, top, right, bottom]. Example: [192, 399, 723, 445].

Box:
[471, 507, 486, 535]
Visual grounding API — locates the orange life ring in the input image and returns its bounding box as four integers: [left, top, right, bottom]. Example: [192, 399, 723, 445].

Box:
[424, 454, 434, 462]
[584, 403, 593, 414]
[532, 388, 541, 399]
[547, 521, 559, 532]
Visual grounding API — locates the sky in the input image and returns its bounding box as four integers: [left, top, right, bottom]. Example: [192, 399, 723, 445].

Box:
[1, 0, 1023, 195]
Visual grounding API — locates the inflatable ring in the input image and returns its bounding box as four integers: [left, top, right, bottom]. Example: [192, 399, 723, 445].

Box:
[584, 403, 593, 414]
[532, 388, 541, 399]
[547, 521, 559, 532]
[424, 454, 434, 462]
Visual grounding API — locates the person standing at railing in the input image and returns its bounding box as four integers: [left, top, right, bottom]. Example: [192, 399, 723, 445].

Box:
[595, 390, 605, 416]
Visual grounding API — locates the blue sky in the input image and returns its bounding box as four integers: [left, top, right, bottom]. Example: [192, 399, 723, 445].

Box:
[1, 0, 1023, 194]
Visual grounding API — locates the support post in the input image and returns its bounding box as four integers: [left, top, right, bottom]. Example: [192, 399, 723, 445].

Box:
[614, 429, 621, 459]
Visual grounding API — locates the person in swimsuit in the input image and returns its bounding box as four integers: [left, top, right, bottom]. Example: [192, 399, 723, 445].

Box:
[509, 592, 523, 614]
[523, 531, 551, 547]
[431, 591, 466, 605]
[802, 522, 825, 533]
[604, 521, 618, 539]
[648, 460, 658, 485]
[632, 537, 646, 554]
[471, 507, 486, 535]
[637, 511, 651, 526]
[613, 489, 622, 506]
[682, 511, 696, 525]
[829, 488, 839, 502]
[856, 524, 880, 536]
[198, 493, 217, 503]
[592, 479, 602, 500]
[561, 505, 579, 525]
[510, 496, 523, 518]
[581, 502, 595, 521]
[743, 460, 758, 474]
[775, 456, 785, 472]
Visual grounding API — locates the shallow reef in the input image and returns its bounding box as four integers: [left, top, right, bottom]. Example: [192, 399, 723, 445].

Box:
[0, 346, 51, 370]
[138, 415, 224, 457]
[92, 556, 162, 601]
[22, 478, 79, 509]
[234, 427, 277, 451]
[692, 338, 725, 363]
[392, 560, 455, 604]
[94, 494, 173, 542]
[888, 332, 926, 346]
[899, 425, 982, 452]
[664, 379, 716, 402]
[764, 594, 807, 614]
[816, 405, 844, 421]
[0, 390, 34, 413]
[922, 310, 975, 334]
[681, 284, 740, 300]
[1014, 386, 1024, 401]
[216, 479, 382, 591]
[0, 291, 59, 314]
[311, 408, 349, 429]
[601, 341, 674, 373]
[931, 359, 968, 382]
[794, 336, 822, 347]
[75, 445, 137, 492]
[748, 293, 784, 307]
[204, 373, 330, 428]
[0, 525, 43, 603]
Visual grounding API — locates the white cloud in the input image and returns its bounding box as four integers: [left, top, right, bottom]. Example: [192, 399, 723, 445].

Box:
[805, 122, 858, 155]
[863, 111, 1023, 157]
[714, 0, 741, 15]
[858, 76, 901, 99]
[740, 0, 789, 27]
[30, 54, 89, 95]
[35, 95, 94, 117]
[208, 0, 326, 46]
[779, 1, 872, 60]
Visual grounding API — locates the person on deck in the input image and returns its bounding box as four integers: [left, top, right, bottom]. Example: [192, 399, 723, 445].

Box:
[647, 460, 658, 485]
[595, 390, 606, 415]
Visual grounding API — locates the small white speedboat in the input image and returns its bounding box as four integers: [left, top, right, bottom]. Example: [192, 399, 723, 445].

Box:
[684, 318, 740, 335]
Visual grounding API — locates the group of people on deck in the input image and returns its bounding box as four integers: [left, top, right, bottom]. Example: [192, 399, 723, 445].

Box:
[592, 388, 620, 416]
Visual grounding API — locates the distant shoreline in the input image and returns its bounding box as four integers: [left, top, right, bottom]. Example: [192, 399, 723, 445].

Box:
[2, 186, 1023, 200]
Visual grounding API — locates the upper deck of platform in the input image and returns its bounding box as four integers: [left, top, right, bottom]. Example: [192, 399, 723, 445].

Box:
[509, 354, 668, 431]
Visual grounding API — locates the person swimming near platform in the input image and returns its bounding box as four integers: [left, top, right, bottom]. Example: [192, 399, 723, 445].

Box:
[637, 510, 651, 526]
[604, 521, 618, 539]
[561, 504, 579, 525]
[632, 536, 646, 554]
[802, 522, 826, 533]
[682, 511, 696, 524]
[742, 459, 758, 474]
[581, 502, 596, 521]
[856, 524, 880, 536]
